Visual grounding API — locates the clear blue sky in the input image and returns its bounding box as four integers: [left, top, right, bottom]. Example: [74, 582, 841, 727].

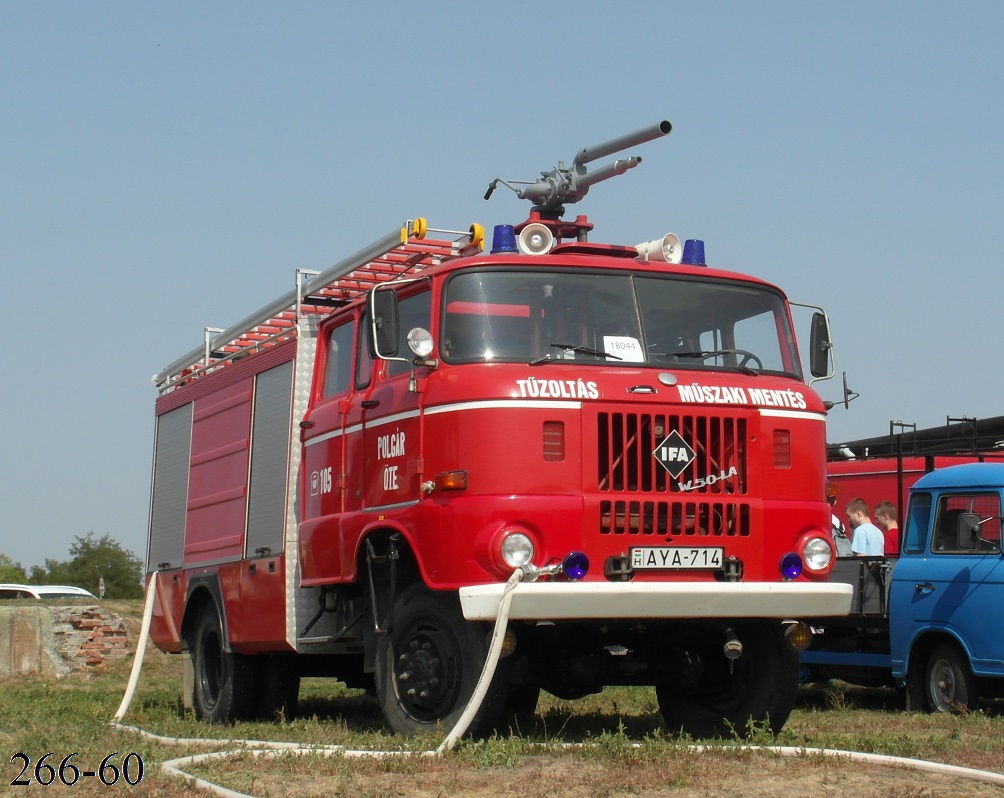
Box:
[3, 2, 1002, 570]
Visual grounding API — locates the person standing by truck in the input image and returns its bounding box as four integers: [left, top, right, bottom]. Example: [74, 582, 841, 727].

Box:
[845, 498, 884, 556]
[874, 500, 900, 556]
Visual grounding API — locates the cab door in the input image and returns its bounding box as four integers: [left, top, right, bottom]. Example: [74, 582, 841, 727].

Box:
[298, 317, 356, 583]
[896, 491, 1004, 672]
[359, 289, 431, 510]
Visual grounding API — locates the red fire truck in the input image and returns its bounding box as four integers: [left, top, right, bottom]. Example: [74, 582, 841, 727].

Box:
[146, 121, 852, 739]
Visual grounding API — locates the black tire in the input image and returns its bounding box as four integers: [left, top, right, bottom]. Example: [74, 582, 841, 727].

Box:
[924, 643, 978, 713]
[254, 655, 300, 721]
[503, 683, 541, 732]
[656, 621, 798, 739]
[375, 584, 510, 737]
[189, 602, 255, 724]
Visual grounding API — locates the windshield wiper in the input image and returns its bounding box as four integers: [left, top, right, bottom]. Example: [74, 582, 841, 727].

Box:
[674, 349, 760, 376]
[530, 343, 623, 366]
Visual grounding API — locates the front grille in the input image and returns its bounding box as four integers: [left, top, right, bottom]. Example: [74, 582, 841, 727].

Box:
[597, 412, 748, 494]
[596, 411, 750, 537]
[599, 499, 750, 537]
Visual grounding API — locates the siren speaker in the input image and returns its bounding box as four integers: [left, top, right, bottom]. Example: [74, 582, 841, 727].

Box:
[517, 223, 555, 256]
[635, 233, 683, 263]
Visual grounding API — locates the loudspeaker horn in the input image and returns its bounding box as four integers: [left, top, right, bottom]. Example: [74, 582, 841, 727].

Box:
[517, 223, 555, 256]
[635, 233, 683, 263]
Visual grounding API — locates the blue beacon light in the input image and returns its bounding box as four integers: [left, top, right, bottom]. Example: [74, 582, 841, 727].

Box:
[682, 239, 706, 266]
[491, 224, 518, 254]
[562, 551, 589, 580]
[779, 552, 803, 581]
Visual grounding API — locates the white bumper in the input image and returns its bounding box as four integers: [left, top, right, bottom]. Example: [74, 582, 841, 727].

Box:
[459, 580, 853, 622]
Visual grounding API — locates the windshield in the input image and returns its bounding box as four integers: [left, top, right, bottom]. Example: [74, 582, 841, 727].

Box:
[441, 269, 802, 379]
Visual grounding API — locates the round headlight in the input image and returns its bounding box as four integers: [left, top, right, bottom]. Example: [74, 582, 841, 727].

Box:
[501, 532, 534, 568]
[802, 535, 833, 572]
[407, 327, 434, 358]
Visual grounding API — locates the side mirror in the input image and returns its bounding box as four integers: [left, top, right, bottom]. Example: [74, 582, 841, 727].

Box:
[957, 512, 981, 550]
[957, 512, 1002, 552]
[369, 289, 399, 358]
[809, 312, 832, 379]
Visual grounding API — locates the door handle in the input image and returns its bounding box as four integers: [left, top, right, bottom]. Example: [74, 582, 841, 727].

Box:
[914, 582, 936, 592]
[361, 399, 380, 409]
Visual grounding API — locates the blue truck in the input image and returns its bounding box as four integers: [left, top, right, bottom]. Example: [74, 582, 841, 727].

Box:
[802, 462, 1004, 711]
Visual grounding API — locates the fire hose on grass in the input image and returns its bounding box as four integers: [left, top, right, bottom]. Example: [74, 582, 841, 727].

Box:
[111, 571, 1004, 797]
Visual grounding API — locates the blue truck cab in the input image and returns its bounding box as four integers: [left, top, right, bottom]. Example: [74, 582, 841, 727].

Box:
[802, 462, 1004, 711]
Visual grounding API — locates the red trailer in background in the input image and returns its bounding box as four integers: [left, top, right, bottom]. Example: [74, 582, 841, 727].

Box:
[827, 418, 1004, 544]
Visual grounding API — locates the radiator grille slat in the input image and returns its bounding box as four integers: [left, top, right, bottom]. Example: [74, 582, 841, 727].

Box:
[599, 499, 750, 537]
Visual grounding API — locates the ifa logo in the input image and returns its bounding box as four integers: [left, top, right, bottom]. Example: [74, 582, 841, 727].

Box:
[652, 430, 696, 478]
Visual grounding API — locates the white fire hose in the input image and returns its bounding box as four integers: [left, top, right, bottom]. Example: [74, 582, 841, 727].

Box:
[112, 571, 1004, 797]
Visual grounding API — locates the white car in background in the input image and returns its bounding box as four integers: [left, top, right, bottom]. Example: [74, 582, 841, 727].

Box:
[0, 583, 97, 600]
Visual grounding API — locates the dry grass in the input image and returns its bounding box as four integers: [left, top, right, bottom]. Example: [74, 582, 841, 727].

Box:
[3, 600, 1004, 797]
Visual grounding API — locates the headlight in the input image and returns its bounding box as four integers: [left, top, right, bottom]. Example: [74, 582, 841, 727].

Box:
[801, 535, 834, 572]
[500, 532, 534, 568]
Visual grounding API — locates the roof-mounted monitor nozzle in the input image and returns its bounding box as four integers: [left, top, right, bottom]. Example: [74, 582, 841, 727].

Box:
[484, 120, 671, 219]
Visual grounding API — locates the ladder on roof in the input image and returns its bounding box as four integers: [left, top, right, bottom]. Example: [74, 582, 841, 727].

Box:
[153, 218, 484, 392]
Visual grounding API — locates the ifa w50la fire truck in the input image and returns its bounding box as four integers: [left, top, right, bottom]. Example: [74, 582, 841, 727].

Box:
[146, 121, 852, 739]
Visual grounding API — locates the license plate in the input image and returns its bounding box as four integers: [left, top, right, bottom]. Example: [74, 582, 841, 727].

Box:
[630, 546, 724, 570]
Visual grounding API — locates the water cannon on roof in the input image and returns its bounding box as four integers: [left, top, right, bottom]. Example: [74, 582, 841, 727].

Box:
[484, 120, 672, 221]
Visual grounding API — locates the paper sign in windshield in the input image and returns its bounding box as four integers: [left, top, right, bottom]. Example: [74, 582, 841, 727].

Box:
[603, 336, 645, 362]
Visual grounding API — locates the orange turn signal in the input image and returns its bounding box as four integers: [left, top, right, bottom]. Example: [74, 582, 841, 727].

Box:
[435, 470, 468, 491]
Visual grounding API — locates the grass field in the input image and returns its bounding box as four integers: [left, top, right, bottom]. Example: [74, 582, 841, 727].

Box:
[3, 600, 1004, 797]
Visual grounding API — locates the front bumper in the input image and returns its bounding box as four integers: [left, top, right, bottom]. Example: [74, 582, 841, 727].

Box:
[459, 580, 853, 622]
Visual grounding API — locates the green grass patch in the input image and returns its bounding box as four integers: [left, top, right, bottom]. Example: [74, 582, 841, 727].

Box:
[4, 601, 1004, 796]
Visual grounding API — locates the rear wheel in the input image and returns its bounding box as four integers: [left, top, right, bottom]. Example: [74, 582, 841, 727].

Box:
[189, 601, 255, 723]
[656, 621, 798, 739]
[924, 643, 978, 712]
[375, 584, 510, 737]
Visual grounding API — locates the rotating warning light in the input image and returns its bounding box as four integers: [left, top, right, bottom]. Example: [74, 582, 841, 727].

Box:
[779, 552, 803, 581]
[682, 239, 706, 266]
[491, 224, 518, 254]
[562, 551, 589, 580]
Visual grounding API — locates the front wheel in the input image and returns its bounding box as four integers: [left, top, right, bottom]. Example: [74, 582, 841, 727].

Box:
[375, 584, 510, 737]
[656, 621, 798, 739]
[254, 655, 300, 721]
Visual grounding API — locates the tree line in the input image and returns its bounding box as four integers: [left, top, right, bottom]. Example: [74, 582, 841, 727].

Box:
[0, 532, 143, 599]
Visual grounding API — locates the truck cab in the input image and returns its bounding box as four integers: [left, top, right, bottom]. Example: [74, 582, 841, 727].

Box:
[803, 462, 1004, 712]
[893, 463, 1004, 710]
